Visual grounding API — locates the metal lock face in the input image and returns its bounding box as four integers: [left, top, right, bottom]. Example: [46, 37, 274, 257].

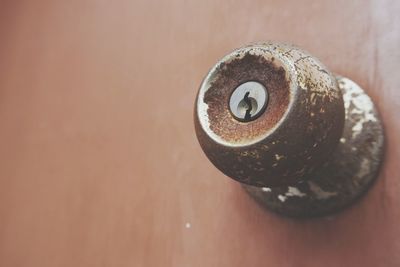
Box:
[229, 81, 268, 122]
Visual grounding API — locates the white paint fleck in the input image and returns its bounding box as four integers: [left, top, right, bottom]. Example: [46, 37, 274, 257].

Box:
[262, 187, 272, 192]
[340, 138, 346, 143]
[352, 122, 363, 137]
[286, 187, 307, 197]
[342, 78, 377, 138]
[308, 181, 338, 200]
[278, 195, 287, 202]
[275, 154, 284, 161]
[277, 186, 306, 202]
[356, 158, 370, 180]
[310, 93, 317, 104]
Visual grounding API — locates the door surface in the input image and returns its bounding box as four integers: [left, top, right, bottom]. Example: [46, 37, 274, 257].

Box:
[0, 1, 399, 266]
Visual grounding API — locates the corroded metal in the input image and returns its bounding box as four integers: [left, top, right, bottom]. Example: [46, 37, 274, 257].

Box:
[195, 43, 344, 187]
[194, 42, 385, 217]
[243, 77, 384, 217]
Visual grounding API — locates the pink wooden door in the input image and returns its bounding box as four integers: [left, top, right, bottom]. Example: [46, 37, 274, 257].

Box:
[0, 0, 399, 266]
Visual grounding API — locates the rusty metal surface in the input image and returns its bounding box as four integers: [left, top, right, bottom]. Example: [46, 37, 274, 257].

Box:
[195, 43, 344, 186]
[244, 76, 385, 217]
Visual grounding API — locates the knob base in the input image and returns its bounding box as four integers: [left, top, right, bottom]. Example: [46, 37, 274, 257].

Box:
[243, 76, 385, 218]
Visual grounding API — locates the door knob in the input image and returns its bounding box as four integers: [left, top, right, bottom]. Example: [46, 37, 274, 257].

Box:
[194, 43, 385, 217]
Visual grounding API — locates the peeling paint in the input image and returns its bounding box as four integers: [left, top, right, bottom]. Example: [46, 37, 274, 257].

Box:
[243, 77, 384, 217]
[308, 181, 338, 200]
[278, 195, 287, 202]
[286, 186, 307, 197]
[342, 78, 377, 138]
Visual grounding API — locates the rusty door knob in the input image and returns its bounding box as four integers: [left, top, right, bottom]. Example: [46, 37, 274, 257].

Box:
[194, 43, 384, 217]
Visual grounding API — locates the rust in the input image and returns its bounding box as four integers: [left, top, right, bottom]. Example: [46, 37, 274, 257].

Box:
[204, 53, 290, 143]
[243, 76, 385, 217]
[195, 43, 385, 217]
[195, 43, 344, 187]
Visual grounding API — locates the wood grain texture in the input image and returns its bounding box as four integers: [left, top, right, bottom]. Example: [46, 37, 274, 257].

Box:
[0, 0, 399, 266]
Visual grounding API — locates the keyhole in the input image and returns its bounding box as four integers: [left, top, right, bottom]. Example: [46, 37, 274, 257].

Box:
[229, 81, 268, 122]
[237, 92, 258, 122]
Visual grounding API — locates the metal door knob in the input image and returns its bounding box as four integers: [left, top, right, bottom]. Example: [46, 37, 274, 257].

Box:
[194, 43, 384, 217]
